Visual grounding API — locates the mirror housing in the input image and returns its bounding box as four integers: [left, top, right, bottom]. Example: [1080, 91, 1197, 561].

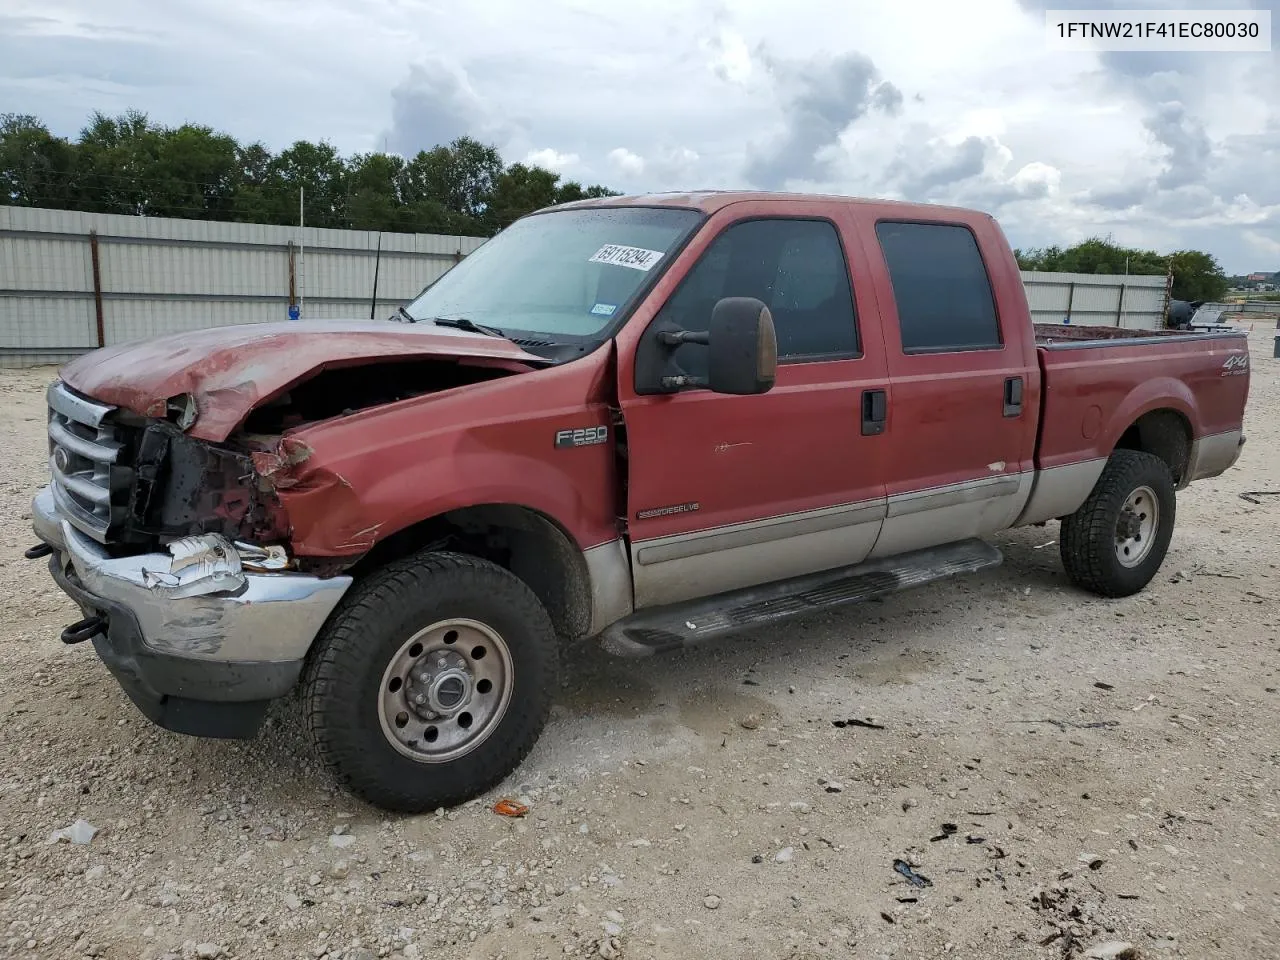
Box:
[654, 297, 778, 396]
[706, 297, 777, 395]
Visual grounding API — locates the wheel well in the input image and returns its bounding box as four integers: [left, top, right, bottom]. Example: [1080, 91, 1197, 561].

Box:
[347, 505, 593, 641]
[1114, 409, 1191, 483]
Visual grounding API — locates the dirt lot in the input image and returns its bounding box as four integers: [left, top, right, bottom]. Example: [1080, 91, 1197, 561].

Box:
[1, 326, 1277, 960]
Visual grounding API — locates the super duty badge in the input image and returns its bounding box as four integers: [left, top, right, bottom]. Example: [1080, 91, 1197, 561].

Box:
[554, 426, 608, 449]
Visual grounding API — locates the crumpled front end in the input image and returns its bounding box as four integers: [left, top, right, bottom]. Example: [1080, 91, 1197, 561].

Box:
[46, 379, 291, 550]
[33, 380, 353, 739]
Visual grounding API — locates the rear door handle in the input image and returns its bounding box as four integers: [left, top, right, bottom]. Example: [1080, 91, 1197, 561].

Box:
[862, 388, 887, 436]
[1003, 376, 1024, 418]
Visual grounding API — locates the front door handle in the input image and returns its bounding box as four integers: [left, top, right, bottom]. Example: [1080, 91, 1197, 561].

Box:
[1003, 376, 1024, 418]
[862, 388, 887, 436]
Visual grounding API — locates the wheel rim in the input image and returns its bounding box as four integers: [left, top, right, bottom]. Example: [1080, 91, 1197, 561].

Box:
[377, 618, 514, 763]
[1115, 485, 1159, 568]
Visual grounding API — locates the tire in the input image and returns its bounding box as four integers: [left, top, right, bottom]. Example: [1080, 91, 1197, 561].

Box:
[1060, 450, 1176, 598]
[302, 551, 558, 813]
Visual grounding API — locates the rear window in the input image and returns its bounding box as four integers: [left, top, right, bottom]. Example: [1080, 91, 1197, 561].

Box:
[875, 221, 1001, 353]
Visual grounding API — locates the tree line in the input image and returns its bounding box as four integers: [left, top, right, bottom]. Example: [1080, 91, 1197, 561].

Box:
[0, 111, 619, 237]
[1015, 237, 1229, 303]
[0, 111, 1238, 302]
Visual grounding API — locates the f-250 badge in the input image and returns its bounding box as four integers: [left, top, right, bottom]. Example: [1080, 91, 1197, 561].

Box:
[554, 426, 608, 448]
[1221, 354, 1249, 377]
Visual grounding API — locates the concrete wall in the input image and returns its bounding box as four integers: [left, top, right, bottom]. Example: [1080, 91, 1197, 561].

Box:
[2, 205, 1173, 368]
[0, 206, 488, 368]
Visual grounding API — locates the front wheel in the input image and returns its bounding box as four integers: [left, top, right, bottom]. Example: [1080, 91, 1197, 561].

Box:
[302, 551, 558, 812]
[1060, 450, 1176, 598]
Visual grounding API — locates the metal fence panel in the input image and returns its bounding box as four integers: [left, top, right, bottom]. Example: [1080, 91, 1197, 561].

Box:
[1, 205, 486, 366]
[1020, 271, 1168, 331]
[4, 204, 1179, 366]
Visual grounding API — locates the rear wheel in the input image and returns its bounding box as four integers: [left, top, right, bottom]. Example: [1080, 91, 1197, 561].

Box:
[302, 551, 558, 812]
[1060, 450, 1176, 598]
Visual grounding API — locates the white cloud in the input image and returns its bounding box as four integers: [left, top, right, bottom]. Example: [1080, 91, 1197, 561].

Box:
[523, 147, 579, 170]
[703, 29, 753, 84]
[607, 147, 646, 177]
[1010, 161, 1061, 198]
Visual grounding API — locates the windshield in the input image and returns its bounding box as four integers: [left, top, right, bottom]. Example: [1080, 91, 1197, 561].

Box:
[402, 207, 702, 338]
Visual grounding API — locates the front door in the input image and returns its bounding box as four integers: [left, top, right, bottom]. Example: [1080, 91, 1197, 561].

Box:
[616, 203, 890, 609]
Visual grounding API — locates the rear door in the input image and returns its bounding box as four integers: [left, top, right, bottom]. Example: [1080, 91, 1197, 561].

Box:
[852, 215, 1040, 558]
[615, 201, 890, 609]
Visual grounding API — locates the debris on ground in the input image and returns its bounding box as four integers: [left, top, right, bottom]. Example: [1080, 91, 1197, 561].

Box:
[832, 717, 885, 730]
[493, 798, 529, 817]
[892, 859, 932, 888]
[1093, 681, 1114, 691]
[1015, 719, 1120, 731]
[1239, 490, 1280, 504]
[47, 819, 97, 845]
[738, 714, 760, 730]
[929, 822, 958, 842]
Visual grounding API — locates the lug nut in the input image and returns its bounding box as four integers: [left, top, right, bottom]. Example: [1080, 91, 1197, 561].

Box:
[415, 694, 426, 705]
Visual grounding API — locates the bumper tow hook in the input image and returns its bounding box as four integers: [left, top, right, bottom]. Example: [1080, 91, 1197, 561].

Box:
[61, 616, 105, 645]
[24, 542, 53, 560]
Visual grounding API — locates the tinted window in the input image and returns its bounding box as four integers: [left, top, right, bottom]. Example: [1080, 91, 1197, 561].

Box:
[653, 219, 857, 376]
[875, 221, 1001, 353]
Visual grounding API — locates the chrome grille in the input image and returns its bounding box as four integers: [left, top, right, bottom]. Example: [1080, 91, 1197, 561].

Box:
[47, 381, 124, 543]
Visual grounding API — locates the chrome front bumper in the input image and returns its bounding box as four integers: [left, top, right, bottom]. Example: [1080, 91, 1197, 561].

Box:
[32, 485, 353, 737]
[34, 485, 352, 663]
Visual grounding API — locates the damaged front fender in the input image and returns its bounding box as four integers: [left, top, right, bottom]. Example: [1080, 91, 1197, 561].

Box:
[126, 421, 290, 546]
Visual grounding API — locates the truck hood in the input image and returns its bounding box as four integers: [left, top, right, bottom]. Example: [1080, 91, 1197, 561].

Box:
[60, 319, 545, 442]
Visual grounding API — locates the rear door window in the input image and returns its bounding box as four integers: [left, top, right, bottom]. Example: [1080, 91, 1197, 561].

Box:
[875, 221, 1001, 353]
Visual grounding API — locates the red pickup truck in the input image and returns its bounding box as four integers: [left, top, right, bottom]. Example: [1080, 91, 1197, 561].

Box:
[30, 192, 1250, 812]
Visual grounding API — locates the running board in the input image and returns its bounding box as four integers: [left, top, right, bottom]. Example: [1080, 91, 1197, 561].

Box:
[601, 539, 1003, 657]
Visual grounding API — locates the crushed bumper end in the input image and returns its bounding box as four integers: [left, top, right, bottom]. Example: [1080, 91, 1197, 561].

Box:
[32, 485, 353, 739]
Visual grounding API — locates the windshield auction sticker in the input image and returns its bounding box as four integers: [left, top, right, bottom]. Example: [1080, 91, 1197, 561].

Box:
[588, 244, 665, 271]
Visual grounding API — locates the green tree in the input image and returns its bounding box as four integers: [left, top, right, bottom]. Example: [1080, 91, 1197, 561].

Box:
[1015, 237, 1165, 276]
[1166, 250, 1228, 301]
[403, 137, 503, 228]
[0, 114, 76, 208]
[346, 151, 407, 231]
[1, 109, 621, 235]
[229, 142, 275, 223]
[73, 110, 164, 215]
[486, 162, 562, 231]
[267, 140, 349, 228]
[149, 123, 240, 220]
[554, 181, 623, 204]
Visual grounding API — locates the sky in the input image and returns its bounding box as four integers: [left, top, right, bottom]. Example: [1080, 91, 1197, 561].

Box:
[1, 0, 1277, 273]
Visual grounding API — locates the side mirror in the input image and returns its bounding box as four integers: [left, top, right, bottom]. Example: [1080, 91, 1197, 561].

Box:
[706, 297, 777, 395]
[655, 297, 778, 395]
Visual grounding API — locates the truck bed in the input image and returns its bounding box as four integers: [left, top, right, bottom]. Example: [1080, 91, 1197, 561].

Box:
[1033, 322, 1236, 347]
[1033, 322, 1250, 476]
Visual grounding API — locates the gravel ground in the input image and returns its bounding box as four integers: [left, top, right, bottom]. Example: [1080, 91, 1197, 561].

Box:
[1, 325, 1277, 960]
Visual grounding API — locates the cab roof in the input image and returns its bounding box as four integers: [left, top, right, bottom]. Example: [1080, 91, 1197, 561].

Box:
[545, 190, 991, 221]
